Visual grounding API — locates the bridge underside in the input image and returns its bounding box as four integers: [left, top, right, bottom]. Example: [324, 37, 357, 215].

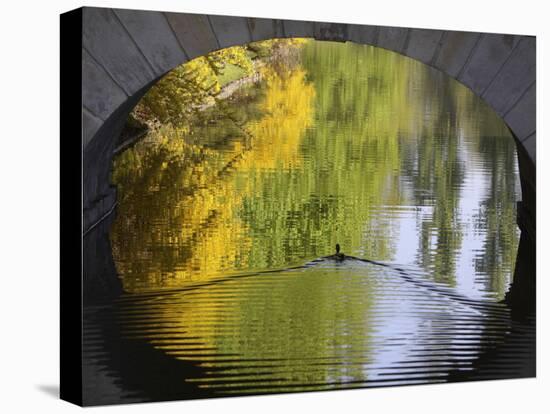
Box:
[75, 7, 535, 308]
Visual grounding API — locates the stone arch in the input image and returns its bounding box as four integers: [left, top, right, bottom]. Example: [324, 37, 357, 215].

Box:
[79, 7, 536, 305]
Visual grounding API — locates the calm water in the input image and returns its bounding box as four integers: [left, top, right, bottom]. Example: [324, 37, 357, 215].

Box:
[83, 41, 533, 405]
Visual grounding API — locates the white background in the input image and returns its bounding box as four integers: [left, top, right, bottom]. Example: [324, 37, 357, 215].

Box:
[0, 0, 547, 412]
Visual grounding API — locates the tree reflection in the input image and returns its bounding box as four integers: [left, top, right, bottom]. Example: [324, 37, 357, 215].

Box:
[111, 40, 519, 302]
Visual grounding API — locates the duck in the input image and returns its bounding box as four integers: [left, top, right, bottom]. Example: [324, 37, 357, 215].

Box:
[333, 243, 345, 261]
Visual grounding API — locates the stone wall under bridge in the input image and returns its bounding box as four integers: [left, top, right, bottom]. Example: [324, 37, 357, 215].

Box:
[77, 7, 536, 308]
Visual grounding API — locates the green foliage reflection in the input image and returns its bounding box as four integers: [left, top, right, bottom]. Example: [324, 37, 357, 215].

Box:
[111, 40, 519, 302]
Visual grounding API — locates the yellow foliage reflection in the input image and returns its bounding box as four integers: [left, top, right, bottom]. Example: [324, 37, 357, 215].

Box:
[111, 64, 315, 293]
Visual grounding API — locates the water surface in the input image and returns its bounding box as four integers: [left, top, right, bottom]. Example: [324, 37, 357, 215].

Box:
[82, 41, 532, 405]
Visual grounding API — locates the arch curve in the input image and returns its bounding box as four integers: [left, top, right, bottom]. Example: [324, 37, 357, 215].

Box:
[79, 7, 536, 306]
[82, 7, 535, 234]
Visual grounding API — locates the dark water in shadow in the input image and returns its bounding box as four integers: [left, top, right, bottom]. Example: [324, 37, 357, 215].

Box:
[83, 257, 534, 404]
[81, 41, 534, 405]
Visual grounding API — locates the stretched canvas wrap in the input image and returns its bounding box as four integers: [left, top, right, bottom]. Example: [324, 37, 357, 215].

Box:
[60, 6, 536, 407]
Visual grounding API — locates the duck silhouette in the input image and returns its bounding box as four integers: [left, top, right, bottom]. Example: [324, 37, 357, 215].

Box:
[333, 243, 345, 261]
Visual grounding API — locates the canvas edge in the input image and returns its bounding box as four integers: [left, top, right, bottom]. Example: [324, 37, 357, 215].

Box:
[60, 7, 84, 407]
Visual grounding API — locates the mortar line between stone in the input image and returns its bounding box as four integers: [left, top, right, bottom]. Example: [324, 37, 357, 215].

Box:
[503, 79, 535, 118]
[83, 105, 105, 122]
[372, 26, 381, 46]
[83, 201, 118, 238]
[162, 12, 190, 61]
[245, 17, 255, 43]
[457, 32, 484, 81]
[401, 28, 412, 54]
[521, 130, 536, 143]
[272, 19, 281, 38]
[430, 31, 447, 66]
[481, 37, 524, 98]
[206, 15, 222, 49]
[83, 46, 130, 96]
[111, 10, 157, 77]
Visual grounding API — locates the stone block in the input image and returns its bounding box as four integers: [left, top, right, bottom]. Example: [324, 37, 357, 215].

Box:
[247, 18, 283, 41]
[282, 19, 315, 38]
[82, 49, 127, 122]
[314, 22, 349, 42]
[164, 12, 219, 58]
[504, 82, 536, 140]
[347, 24, 378, 45]
[83, 7, 156, 95]
[460, 33, 520, 95]
[405, 28, 444, 65]
[434, 31, 480, 78]
[83, 108, 103, 149]
[377, 26, 409, 53]
[521, 132, 536, 165]
[483, 36, 536, 115]
[113, 9, 188, 75]
[209, 15, 251, 48]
